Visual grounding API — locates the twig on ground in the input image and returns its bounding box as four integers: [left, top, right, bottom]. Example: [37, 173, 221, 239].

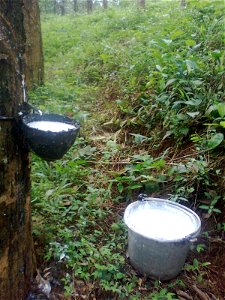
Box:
[176, 290, 193, 300]
[192, 284, 210, 300]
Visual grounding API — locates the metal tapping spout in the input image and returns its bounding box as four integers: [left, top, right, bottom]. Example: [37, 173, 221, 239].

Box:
[19, 75, 43, 116]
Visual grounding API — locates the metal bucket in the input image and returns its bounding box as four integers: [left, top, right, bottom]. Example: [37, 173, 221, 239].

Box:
[124, 197, 201, 281]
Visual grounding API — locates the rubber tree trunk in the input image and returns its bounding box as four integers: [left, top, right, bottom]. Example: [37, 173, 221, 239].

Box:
[103, 0, 108, 9]
[0, 0, 42, 298]
[180, 0, 187, 8]
[73, 0, 78, 12]
[137, 0, 145, 8]
[53, 0, 58, 13]
[60, 0, 66, 15]
[87, 0, 93, 14]
[23, 0, 44, 89]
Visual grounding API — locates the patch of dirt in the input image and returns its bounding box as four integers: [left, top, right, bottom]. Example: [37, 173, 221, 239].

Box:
[170, 217, 225, 300]
[29, 213, 225, 300]
[181, 238, 225, 300]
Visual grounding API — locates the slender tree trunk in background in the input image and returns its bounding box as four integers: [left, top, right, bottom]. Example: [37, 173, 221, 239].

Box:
[103, 0, 108, 9]
[60, 0, 66, 15]
[53, 0, 57, 14]
[73, 0, 78, 12]
[87, 0, 93, 14]
[180, 0, 187, 8]
[23, 0, 44, 89]
[0, 0, 42, 298]
[137, 0, 145, 8]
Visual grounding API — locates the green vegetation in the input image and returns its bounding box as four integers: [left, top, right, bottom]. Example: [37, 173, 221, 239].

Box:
[31, 0, 225, 298]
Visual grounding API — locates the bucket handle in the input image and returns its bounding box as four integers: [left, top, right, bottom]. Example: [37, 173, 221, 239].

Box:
[137, 194, 148, 201]
[137, 194, 163, 202]
[189, 238, 197, 243]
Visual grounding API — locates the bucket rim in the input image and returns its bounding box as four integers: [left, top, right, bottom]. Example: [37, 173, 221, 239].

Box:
[124, 198, 201, 242]
[22, 113, 80, 129]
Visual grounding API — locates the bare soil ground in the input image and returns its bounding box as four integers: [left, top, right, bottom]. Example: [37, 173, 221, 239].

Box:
[28, 211, 225, 300]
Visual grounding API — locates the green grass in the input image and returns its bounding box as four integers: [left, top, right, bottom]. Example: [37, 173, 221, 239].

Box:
[31, 0, 225, 298]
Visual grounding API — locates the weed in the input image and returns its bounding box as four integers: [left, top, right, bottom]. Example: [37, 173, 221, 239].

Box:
[31, 0, 225, 298]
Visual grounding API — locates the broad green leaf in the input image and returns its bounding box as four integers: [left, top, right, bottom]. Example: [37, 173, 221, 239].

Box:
[193, 259, 199, 268]
[128, 184, 143, 190]
[45, 189, 54, 197]
[130, 133, 151, 143]
[185, 99, 202, 106]
[192, 80, 203, 86]
[172, 101, 184, 108]
[170, 30, 184, 40]
[162, 130, 172, 140]
[186, 59, 197, 73]
[162, 39, 172, 45]
[201, 262, 211, 267]
[117, 183, 123, 194]
[199, 205, 209, 210]
[217, 103, 225, 117]
[155, 65, 162, 71]
[78, 145, 96, 157]
[99, 53, 112, 63]
[192, 43, 202, 50]
[151, 159, 165, 168]
[220, 121, 225, 128]
[185, 39, 196, 47]
[178, 88, 185, 97]
[179, 127, 189, 136]
[206, 133, 224, 150]
[187, 111, 200, 118]
[106, 140, 118, 149]
[165, 78, 176, 88]
[211, 49, 221, 59]
[177, 113, 188, 120]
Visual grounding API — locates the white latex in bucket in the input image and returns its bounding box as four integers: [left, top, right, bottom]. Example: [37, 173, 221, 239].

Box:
[124, 198, 201, 241]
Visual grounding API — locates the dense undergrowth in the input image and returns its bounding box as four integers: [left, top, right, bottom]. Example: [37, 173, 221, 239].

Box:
[30, 1, 225, 299]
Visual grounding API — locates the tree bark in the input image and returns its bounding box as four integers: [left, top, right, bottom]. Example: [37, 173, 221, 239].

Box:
[103, 0, 108, 9]
[0, 0, 40, 298]
[87, 0, 93, 14]
[53, 0, 58, 13]
[73, 0, 78, 12]
[23, 0, 44, 89]
[60, 0, 66, 15]
[137, 0, 145, 8]
[180, 0, 187, 8]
